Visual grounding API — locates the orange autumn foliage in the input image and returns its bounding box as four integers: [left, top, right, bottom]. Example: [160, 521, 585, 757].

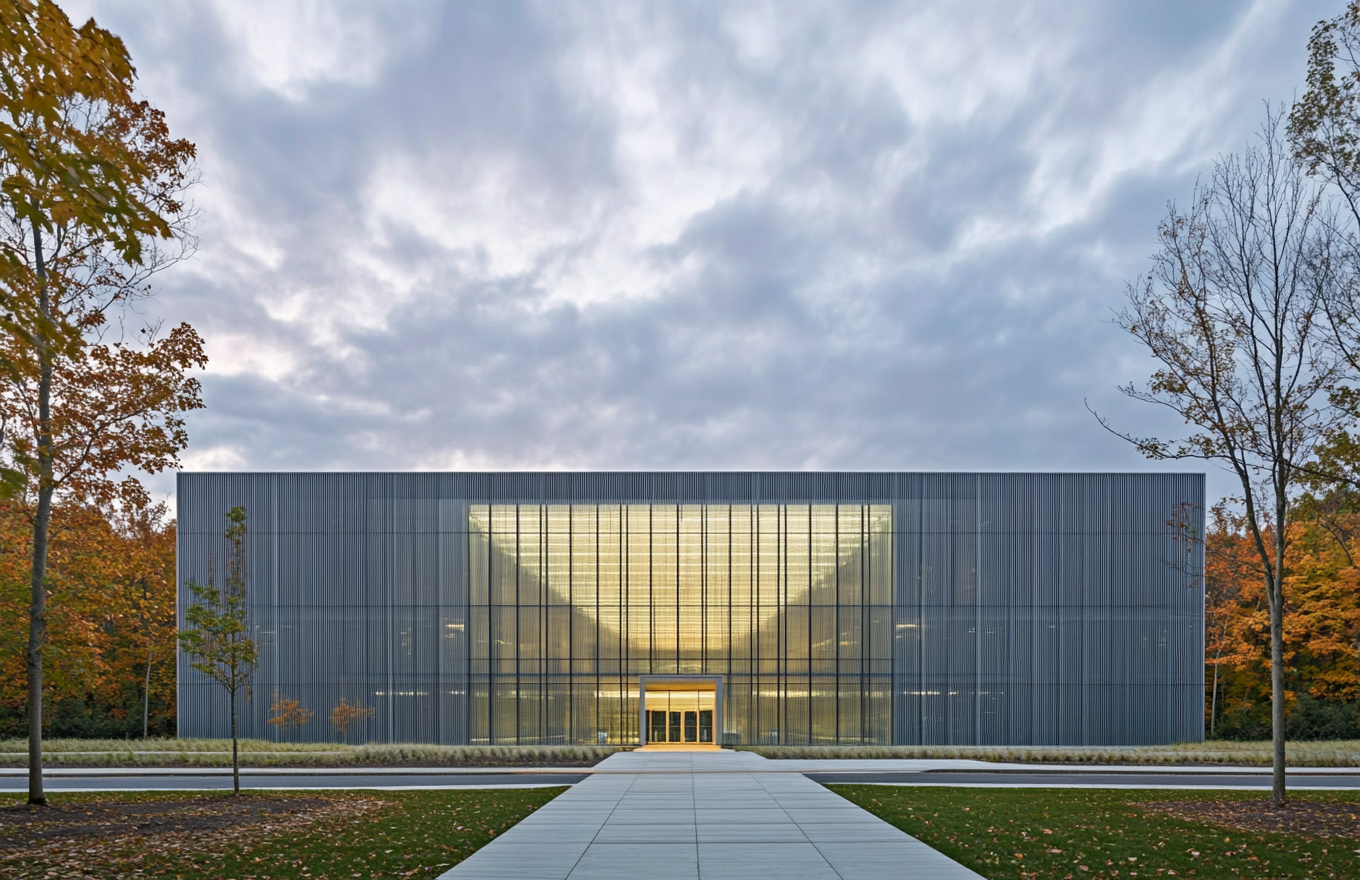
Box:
[1206, 500, 1360, 734]
[330, 697, 375, 740]
[0, 497, 177, 736]
[266, 696, 313, 732]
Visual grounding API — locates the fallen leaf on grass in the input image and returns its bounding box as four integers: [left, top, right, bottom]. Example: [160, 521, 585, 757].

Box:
[1144, 798, 1360, 839]
[0, 793, 388, 874]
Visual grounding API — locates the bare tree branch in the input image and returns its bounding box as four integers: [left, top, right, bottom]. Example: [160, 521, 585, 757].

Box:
[1094, 107, 1356, 804]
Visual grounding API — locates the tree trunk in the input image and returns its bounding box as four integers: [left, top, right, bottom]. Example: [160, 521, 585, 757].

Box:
[25, 484, 48, 807]
[1270, 533, 1287, 805]
[26, 222, 53, 808]
[1210, 660, 1219, 738]
[230, 686, 240, 796]
[143, 650, 153, 738]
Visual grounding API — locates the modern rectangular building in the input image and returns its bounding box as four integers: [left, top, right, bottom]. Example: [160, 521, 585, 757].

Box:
[177, 472, 1204, 746]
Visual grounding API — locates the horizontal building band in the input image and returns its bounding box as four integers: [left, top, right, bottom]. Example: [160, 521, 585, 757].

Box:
[177, 472, 1205, 746]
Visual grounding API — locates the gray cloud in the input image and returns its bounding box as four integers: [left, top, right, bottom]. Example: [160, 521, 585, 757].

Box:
[67, 0, 1339, 504]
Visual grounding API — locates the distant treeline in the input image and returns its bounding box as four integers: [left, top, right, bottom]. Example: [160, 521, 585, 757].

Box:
[1207, 489, 1360, 741]
[0, 500, 176, 738]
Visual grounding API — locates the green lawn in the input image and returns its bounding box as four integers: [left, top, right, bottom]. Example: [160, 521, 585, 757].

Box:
[0, 786, 565, 879]
[831, 785, 1360, 879]
[744, 741, 1360, 766]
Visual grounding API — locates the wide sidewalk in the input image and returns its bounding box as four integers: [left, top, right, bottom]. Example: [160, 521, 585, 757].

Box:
[440, 749, 982, 880]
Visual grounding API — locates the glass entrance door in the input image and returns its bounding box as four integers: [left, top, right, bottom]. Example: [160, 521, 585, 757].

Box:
[644, 688, 716, 744]
[647, 709, 713, 743]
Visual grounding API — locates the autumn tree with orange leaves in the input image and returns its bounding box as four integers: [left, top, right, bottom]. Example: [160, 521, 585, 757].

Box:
[330, 697, 375, 741]
[0, 0, 203, 805]
[267, 696, 314, 734]
[0, 496, 177, 738]
[1204, 505, 1259, 736]
[1206, 493, 1360, 740]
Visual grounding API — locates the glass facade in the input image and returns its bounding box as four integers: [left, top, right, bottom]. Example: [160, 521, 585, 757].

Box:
[468, 503, 893, 745]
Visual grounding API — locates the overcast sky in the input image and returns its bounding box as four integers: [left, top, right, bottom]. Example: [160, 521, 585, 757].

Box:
[68, 0, 1338, 503]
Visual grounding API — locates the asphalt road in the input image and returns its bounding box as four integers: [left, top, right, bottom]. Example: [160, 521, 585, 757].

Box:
[806, 770, 1360, 789]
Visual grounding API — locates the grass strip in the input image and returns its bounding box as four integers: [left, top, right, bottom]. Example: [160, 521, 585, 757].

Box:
[832, 784, 1360, 879]
[0, 738, 618, 767]
[0, 785, 565, 879]
[744, 741, 1360, 766]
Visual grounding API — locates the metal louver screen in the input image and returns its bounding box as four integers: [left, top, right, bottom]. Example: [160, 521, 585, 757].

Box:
[176, 472, 1203, 746]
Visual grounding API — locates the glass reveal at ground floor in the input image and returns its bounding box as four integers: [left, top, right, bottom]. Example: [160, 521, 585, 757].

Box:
[176, 473, 1207, 747]
[467, 503, 893, 746]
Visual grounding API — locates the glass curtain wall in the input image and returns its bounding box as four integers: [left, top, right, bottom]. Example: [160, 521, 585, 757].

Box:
[467, 503, 893, 745]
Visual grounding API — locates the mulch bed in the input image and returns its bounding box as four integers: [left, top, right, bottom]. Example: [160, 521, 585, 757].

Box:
[1144, 797, 1360, 839]
[0, 792, 389, 873]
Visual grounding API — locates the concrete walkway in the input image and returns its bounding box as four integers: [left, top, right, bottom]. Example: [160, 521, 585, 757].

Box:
[440, 750, 981, 879]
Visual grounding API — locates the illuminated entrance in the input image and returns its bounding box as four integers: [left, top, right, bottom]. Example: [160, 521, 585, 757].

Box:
[467, 503, 893, 747]
[639, 676, 722, 748]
